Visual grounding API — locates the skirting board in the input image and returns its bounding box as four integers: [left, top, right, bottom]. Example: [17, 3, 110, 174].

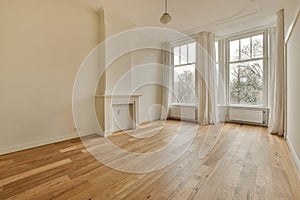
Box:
[140, 118, 161, 124]
[0, 130, 98, 156]
[286, 135, 300, 179]
[140, 119, 150, 124]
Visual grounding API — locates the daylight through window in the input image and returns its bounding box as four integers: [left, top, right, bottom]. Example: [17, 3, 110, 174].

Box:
[172, 42, 196, 105]
[228, 33, 266, 106]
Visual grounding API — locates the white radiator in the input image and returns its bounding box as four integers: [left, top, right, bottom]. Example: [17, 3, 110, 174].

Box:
[169, 107, 197, 121]
[227, 107, 269, 126]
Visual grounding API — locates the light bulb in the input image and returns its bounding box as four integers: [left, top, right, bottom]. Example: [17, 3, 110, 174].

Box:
[160, 13, 172, 24]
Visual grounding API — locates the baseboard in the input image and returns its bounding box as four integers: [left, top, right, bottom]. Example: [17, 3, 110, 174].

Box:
[286, 135, 300, 179]
[103, 130, 112, 137]
[0, 134, 77, 156]
[140, 119, 150, 124]
[80, 130, 102, 137]
[168, 116, 197, 123]
[0, 130, 99, 156]
[139, 118, 161, 124]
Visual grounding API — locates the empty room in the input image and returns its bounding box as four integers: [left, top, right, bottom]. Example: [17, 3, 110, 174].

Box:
[0, 0, 300, 199]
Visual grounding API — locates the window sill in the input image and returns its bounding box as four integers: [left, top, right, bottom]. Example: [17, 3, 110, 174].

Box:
[218, 105, 269, 110]
[170, 104, 197, 109]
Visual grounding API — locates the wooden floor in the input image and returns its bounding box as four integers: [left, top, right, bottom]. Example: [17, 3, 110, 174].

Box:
[0, 120, 299, 200]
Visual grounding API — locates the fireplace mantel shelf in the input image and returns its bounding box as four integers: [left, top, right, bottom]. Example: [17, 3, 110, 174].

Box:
[95, 94, 142, 98]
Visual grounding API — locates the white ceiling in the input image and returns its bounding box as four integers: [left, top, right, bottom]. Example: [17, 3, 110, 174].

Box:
[81, 0, 284, 36]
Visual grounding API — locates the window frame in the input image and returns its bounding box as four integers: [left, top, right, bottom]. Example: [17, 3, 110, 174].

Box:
[224, 29, 269, 108]
[171, 41, 197, 106]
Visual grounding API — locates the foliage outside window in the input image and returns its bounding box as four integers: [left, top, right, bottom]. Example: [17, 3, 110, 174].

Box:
[172, 42, 196, 105]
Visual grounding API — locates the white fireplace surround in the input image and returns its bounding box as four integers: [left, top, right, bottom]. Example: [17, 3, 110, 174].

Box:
[95, 94, 141, 137]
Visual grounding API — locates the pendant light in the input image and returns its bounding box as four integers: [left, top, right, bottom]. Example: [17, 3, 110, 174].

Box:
[160, 0, 172, 24]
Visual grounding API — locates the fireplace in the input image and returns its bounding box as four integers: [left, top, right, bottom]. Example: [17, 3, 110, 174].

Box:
[95, 94, 141, 137]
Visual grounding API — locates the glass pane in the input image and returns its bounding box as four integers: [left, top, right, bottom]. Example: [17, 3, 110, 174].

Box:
[230, 40, 239, 61]
[216, 63, 219, 87]
[252, 34, 264, 58]
[215, 41, 219, 63]
[173, 65, 196, 104]
[240, 37, 251, 60]
[173, 47, 180, 66]
[229, 60, 264, 105]
[188, 42, 196, 63]
[180, 44, 188, 65]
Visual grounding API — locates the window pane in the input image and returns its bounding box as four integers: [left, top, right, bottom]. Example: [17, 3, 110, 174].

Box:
[252, 34, 264, 58]
[188, 42, 196, 63]
[215, 41, 219, 63]
[216, 63, 219, 87]
[173, 47, 180, 66]
[240, 37, 251, 60]
[229, 60, 264, 105]
[180, 44, 188, 65]
[173, 65, 196, 104]
[230, 40, 239, 61]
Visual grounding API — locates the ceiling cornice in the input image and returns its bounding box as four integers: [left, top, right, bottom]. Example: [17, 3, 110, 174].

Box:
[97, 0, 136, 26]
[182, 0, 262, 35]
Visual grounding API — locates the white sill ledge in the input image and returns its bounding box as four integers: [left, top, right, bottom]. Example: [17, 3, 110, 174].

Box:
[170, 104, 197, 108]
[221, 105, 270, 110]
[169, 105, 269, 111]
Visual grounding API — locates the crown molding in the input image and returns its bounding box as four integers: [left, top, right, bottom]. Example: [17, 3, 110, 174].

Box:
[75, 0, 103, 11]
[285, 8, 300, 44]
[182, 0, 263, 35]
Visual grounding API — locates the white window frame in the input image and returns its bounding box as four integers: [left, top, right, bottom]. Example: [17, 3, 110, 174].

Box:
[222, 29, 269, 108]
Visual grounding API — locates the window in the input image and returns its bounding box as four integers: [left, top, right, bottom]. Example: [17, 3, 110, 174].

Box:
[172, 42, 196, 105]
[227, 32, 267, 106]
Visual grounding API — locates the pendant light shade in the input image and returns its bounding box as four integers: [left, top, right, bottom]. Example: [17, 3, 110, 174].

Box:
[160, 0, 172, 24]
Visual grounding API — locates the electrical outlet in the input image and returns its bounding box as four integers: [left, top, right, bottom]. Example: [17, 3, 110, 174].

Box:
[73, 127, 80, 132]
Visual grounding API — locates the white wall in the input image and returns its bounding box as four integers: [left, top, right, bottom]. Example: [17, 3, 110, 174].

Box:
[94, 10, 164, 124]
[104, 7, 135, 38]
[131, 49, 163, 123]
[101, 48, 164, 124]
[102, 7, 135, 95]
[106, 53, 133, 95]
[0, 0, 101, 154]
[285, 0, 300, 172]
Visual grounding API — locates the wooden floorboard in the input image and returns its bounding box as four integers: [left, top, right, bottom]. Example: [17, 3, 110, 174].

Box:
[0, 120, 299, 200]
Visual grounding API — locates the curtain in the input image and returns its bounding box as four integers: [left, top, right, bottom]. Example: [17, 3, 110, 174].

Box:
[268, 10, 285, 136]
[161, 44, 172, 120]
[196, 32, 219, 125]
[269, 10, 284, 136]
